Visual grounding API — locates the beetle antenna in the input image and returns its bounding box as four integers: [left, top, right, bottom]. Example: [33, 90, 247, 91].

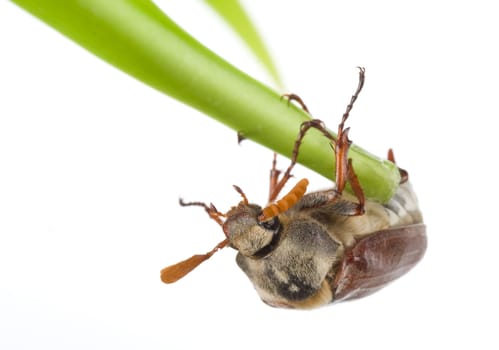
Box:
[259, 178, 309, 221]
[160, 238, 229, 284]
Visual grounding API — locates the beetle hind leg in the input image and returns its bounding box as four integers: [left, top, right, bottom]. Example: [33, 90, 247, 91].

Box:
[387, 148, 409, 184]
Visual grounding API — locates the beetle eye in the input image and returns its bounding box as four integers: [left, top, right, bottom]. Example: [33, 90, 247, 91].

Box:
[258, 216, 280, 231]
[252, 216, 282, 259]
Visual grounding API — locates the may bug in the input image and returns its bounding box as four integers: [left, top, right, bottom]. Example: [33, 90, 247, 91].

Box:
[161, 68, 426, 309]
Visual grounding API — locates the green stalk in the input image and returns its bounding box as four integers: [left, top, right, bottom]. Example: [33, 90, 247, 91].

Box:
[10, 0, 400, 202]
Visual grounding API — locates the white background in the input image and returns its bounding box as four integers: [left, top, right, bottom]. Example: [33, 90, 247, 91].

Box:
[1, 1, 498, 349]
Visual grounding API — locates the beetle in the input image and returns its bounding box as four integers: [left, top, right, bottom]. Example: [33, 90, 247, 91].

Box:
[160, 68, 426, 309]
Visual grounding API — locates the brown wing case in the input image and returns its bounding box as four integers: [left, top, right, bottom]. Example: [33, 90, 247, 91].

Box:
[332, 224, 427, 302]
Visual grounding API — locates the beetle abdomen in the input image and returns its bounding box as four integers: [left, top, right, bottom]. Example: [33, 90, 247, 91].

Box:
[327, 181, 426, 303]
[332, 223, 427, 302]
[384, 182, 423, 226]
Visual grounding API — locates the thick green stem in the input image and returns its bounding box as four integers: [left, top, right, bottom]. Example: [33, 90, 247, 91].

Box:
[11, 0, 400, 202]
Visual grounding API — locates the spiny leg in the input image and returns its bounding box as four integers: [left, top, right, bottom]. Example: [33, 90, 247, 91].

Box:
[338, 67, 366, 132]
[291, 145, 365, 216]
[282, 93, 311, 114]
[331, 67, 366, 214]
[232, 185, 249, 205]
[266, 93, 313, 202]
[268, 119, 335, 201]
[345, 158, 365, 215]
[269, 68, 366, 211]
[333, 67, 366, 192]
[387, 148, 409, 184]
[179, 199, 226, 227]
[271, 68, 367, 213]
[237, 131, 246, 144]
[267, 153, 282, 202]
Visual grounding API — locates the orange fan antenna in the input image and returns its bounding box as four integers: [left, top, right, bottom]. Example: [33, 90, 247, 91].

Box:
[160, 238, 229, 284]
[258, 178, 309, 221]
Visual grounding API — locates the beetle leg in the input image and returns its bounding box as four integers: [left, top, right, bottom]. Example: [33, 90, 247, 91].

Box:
[232, 185, 249, 205]
[282, 93, 311, 114]
[345, 158, 365, 215]
[266, 93, 312, 202]
[179, 199, 226, 227]
[337, 67, 365, 133]
[387, 148, 409, 184]
[333, 127, 351, 195]
[332, 67, 366, 215]
[387, 148, 396, 163]
[268, 119, 335, 201]
[333, 67, 366, 188]
[333, 128, 364, 205]
[237, 131, 246, 144]
[267, 153, 282, 202]
[291, 125, 359, 215]
[272, 68, 366, 212]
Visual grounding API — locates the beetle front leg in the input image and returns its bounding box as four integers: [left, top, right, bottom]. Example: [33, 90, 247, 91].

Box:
[266, 93, 313, 202]
[179, 199, 226, 228]
[331, 68, 366, 215]
[268, 119, 336, 202]
[286, 68, 367, 215]
[291, 160, 365, 216]
[282, 93, 311, 114]
[274, 68, 366, 214]
[267, 153, 282, 203]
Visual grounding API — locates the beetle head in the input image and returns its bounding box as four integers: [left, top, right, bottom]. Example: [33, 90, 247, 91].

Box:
[160, 181, 304, 284]
[223, 202, 281, 258]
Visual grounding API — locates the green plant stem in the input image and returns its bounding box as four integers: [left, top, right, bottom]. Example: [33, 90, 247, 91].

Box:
[11, 0, 400, 202]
